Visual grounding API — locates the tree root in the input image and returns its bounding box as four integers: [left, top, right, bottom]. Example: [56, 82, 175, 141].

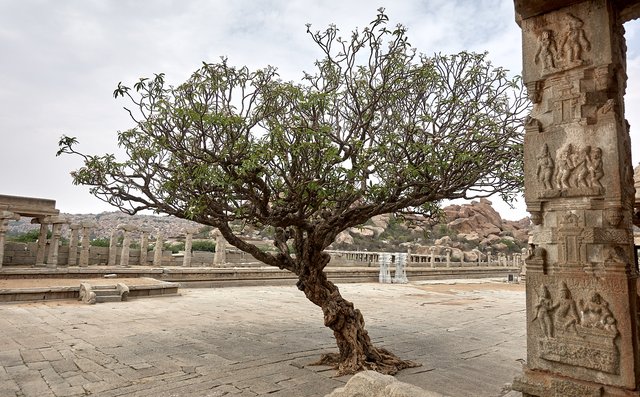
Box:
[309, 347, 421, 376]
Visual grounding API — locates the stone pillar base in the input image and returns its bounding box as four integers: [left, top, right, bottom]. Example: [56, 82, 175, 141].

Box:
[513, 367, 640, 397]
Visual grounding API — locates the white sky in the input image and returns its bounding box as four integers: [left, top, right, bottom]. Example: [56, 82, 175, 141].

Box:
[0, 1, 638, 220]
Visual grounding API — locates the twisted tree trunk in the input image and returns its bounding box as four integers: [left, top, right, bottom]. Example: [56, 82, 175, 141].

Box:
[296, 260, 420, 376]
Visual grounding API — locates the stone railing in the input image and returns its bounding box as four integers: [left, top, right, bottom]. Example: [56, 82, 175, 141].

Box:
[327, 249, 526, 269]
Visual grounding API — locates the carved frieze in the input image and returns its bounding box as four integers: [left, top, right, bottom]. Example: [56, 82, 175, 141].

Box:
[592, 228, 630, 245]
[532, 13, 592, 78]
[536, 143, 604, 199]
[532, 282, 620, 375]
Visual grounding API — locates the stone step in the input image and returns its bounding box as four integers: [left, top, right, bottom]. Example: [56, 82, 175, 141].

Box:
[95, 295, 123, 303]
[93, 289, 121, 297]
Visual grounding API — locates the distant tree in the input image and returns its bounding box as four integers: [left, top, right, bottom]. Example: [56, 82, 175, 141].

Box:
[191, 240, 216, 252]
[90, 237, 110, 247]
[8, 229, 44, 243]
[163, 242, 185, 254]
[58, 10, 528, 375]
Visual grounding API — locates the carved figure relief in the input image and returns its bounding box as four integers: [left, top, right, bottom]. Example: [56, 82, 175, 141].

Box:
[535, 283, 620, 374]
[537, 143, 605, 198]
[555, 282, 579, 333]
[579, 292, 617, 332]
[533, 284, 557, 337]
[560, 14, 591, 66]
[532, 13, 591, 77]
[535, 30, 558, 73]
[556, 144, 574, 189]
[536, 144, 554, 189]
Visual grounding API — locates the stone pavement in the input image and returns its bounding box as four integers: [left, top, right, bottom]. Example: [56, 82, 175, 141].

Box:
[0, 280, 526, 397]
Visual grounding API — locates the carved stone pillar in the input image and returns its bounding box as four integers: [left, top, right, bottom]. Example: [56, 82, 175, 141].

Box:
[46, 222, 63, 267]
[79, 221, 97, 267]
[378, 253, 391, 284]
[38, 215, 68, 268]
[0, 211, 19, 268]
[429, 246, 436, 268]
[118, 224, 136, 267]
[139, 227, 151, 265]
[34, 220, 49, 266]
[153, 232, 164, 267]
[487, 250, 493, 266]
[183, 228, 198, 267]
[108, 230, 118, 266]
[67, 224, 80, 266]
[213, 229, 227, 266]
[512, 1, 640, 395]
[393, 253, 408, 284]
[445, 248, 451, 267]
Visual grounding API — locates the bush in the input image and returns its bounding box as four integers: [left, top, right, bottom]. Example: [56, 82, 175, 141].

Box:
[191, 240, 216, 252]
[90, 237, 110, 247]
[164, 242, 185, 253]
[8, 229, 47, 243]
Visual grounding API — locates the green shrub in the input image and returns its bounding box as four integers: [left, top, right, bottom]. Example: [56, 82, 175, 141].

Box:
[191, 240, 216, 252]
[90, 237, 110, 247]
[8, 229, 47, 243]
[164, 242, 185, 253]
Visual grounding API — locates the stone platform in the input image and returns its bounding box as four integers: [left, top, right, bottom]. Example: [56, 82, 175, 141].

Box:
[0, 277, 179, 303]
[0, 265, 521, 288]
[0, 280, 526, 397]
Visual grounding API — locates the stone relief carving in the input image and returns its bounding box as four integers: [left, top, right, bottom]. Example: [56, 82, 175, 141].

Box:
[534, 284, 557, 337]
[579, 292, 617, 332]
[534, 282, 620, 374]
[555, 282, 579, 332]
[525, 80, 544, 104]
[535, 29, 558, 74]
[536, 143, 604, 198]
[557, 211, 586, 267]
[533, 13, 591, 77]
[604, 207, 623, 227]
[559, 14, 591, 67]
[603, 245, 627, 265]
[536, 144, 554, 190]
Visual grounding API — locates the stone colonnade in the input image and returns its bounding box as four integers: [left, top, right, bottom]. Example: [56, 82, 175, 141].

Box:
[0, 219, 230, 268]
[512, 1, 640, 396]
[328, 248, 526, 268]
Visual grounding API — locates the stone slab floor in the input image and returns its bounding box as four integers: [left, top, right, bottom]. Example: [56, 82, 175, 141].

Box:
[0, 280, 526, 397]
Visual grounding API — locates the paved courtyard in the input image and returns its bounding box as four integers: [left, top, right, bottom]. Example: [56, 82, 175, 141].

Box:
[0, 280, 526, 397]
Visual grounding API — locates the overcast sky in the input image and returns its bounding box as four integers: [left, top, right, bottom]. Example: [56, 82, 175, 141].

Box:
[1, 1, 639, 220]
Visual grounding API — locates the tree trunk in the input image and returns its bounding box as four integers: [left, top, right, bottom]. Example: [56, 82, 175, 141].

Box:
[296, 265, 420, 376]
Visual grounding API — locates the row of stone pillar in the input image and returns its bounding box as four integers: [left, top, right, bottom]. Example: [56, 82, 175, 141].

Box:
[0, 216, 229, 268]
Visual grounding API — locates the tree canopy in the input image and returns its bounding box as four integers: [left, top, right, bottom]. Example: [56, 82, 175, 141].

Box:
[58, 10, 529, 375]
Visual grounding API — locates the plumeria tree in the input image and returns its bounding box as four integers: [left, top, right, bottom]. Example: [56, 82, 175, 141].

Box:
[58, 10, 528, 375]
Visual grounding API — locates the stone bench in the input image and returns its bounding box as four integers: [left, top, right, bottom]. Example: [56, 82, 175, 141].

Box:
[79, 282, 129, 304]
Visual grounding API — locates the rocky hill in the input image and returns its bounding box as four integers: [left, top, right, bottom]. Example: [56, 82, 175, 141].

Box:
[6, 199, 530, 257]
[332, 198, 529, 260]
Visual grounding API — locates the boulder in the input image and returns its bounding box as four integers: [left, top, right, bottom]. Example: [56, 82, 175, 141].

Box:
[351, 228, 375, 237]
[434, 236, 452, 246]
[324, 370, 447, 397]
[335, 231, 354, 245]
[370, 214, 390, 229]
[493, 243, 509, 251]
[459, 232, 481, 243]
